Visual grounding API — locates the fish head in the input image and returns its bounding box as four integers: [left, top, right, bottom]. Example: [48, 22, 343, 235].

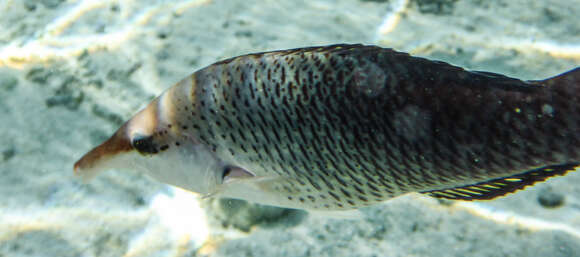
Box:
[74, 89, 223, 195]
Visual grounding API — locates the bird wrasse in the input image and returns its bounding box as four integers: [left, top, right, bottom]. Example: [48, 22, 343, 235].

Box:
[74, 44, 580, 211]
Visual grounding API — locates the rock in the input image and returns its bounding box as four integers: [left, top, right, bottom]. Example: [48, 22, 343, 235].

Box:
[2, 147, 15, 161]
[45, 80, 85, 110]
[25, 67, 53, 85]
[0, 72, 18, 91]
[39, 0, 65, 9]
[411, 0, 459, 15]
[24, 0, 64, 10]
[204, 198, 306, 232]
[0, 231, 80, 257]
[537, 189, 565, 208]
[91, 104, 125, 126]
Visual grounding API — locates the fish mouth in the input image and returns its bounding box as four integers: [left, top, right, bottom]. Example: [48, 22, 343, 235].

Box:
[73, 123, 133, 180]
[73, 98, 160, 180]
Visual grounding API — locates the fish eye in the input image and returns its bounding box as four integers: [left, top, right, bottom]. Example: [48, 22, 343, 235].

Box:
[131, 135, 158, 154]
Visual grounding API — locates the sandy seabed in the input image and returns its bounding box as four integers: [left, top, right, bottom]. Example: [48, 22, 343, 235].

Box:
[0, 0, 579, 256]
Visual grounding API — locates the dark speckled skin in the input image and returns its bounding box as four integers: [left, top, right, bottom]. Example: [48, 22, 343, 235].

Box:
[182, 44, 579, 209]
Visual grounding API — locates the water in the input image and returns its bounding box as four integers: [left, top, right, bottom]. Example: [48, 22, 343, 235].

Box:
[1, 0, 579, 256]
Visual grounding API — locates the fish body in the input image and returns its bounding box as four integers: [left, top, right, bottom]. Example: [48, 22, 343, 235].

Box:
[74, 44, 580, 210]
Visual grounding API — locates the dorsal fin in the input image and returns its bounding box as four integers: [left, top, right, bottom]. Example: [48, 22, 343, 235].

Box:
[421, 163, 579, 201]
[468, 70, 540, 92]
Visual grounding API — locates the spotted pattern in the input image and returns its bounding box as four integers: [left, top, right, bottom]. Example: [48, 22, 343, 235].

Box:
[177, 44, 580, 210]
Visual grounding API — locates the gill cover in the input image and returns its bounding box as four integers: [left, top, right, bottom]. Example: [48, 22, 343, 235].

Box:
[73, 79, 224, 195]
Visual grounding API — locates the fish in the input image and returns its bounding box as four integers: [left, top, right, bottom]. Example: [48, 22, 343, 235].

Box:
[74, 44, 580, 211]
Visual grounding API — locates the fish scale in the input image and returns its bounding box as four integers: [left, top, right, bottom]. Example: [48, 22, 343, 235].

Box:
[75, 44, 580, 210]
[197, 49, 404, 202]
[195, 47, 393, 208]
[187, 45, 575, 209]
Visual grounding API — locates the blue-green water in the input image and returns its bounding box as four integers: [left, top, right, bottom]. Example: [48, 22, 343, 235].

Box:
[0, 0, 579, 256]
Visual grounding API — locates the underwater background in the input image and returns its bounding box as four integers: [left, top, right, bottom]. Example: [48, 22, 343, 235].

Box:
[0, 0, 579, 256]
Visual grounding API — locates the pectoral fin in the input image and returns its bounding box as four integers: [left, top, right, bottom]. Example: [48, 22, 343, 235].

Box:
[203, 167, 327, 210]
[421, 163, 579, 200]
[203, 165, 299, 201]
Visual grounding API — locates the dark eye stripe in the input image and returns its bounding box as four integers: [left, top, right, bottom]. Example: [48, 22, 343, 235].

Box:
[132, 135, 158, 154]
